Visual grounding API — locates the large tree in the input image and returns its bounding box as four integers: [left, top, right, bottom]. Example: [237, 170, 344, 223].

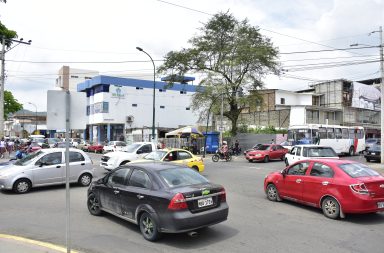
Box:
[158, 12, 279, 135]
[4, 90, 22, 120]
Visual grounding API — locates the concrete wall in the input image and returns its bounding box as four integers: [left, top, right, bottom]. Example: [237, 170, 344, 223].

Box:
[239, 109, 290, 128]
[225, 133, 288, 150]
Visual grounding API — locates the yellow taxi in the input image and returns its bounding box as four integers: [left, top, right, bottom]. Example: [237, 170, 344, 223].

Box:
[131, 148, 205, 172]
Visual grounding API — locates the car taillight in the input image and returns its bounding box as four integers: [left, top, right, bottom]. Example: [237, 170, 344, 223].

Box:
[168, 193, 188, 210]
[350, 183, 369, 194]
[220, 188, 226, 202]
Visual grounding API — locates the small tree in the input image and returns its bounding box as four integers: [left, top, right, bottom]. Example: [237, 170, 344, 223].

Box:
[4, 90, 23, 120]
[158, 12, 279, 136]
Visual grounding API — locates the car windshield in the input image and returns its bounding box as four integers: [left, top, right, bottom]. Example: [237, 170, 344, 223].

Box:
[14, 151, 43, 166]
[125, 143, 142, 153]
[159, 167, 209, 188]
[257, 145, 271, 151]
[47, 138, 60, 144]
[339, 163, 380, 178]
[144, 151, 167, 161]
[34, 138, 45, 143]
[308, 147, 337, 157]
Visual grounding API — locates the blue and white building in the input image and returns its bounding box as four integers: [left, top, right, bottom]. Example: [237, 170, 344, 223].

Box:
[77, 75, 202, 143]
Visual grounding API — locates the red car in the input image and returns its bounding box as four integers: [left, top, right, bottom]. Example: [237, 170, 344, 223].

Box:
[245, 144, 288, 163]
[88, 143, 104, 153]
[264, 159, 384, 219]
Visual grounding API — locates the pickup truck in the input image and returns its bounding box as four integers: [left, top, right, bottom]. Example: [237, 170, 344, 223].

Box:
[100, 142, 156, 171]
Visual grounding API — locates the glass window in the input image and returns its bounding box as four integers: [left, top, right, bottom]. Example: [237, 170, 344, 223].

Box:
[310, 162, 334, 177]
[280, 98, 285, 104]
[159, 167, 208, 188]
[302, 147, 308, 157]
[296, 147, 302, 156]
[178, 151, 192, 160]
[335, 128, 342, 139]
[160, 105, 165, 109]
[319, 127, 327, 139]
[327, 128, 335, 139]
[138, 144, 152, 153]
[144, 151, 167, 161]
[308, 147, 337, 157]
[287, 162, 310, 176]
[349, 129, 356, 139]
[342, 128, 349, 139]
[339, 163, 380, 178]
[108, 168, 130, 186]
[37, 152, 62, 165]
[69, 151, 85, 162]
[129, 170, 151, 189]
[290, 147, 297, 155]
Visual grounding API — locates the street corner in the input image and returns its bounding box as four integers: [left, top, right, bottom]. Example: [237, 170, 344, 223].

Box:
[0, 234, 81, 253]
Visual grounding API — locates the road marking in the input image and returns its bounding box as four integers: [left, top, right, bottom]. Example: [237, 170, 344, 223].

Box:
[0, 233, 80, 253]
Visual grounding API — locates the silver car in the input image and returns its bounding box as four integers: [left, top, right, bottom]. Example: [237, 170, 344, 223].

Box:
[0, 148, 94, 194]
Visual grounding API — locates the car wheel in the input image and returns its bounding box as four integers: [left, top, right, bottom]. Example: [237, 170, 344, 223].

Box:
[280, 155, 285, 161]
[366, 158, 371, 162]
[321, 197, 340, 219]
[284, 158, 289, 166]
[266, 184, 279, 201]
[192, 166, 199, 172]
[139, 212, 161, 241]
[264, 156, 269, 163]
[349, 146, 355, 156]
[13, 178, 31, 194]
[87, 193, 102, 216]
[248, 159, 253, 163]
[78, 173, 92, 186]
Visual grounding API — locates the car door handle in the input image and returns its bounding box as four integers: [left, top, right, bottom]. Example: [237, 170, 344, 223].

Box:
[296, 179, 302, 183]
[137, 194, 144, 200]
[322, 181, 329, 186]
[113, 189, 120, 194]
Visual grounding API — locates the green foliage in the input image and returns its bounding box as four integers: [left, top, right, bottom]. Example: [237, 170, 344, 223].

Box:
[158, 12, 280, 137]
[4, 90, 23, 120]
[0, 21, 18, 48]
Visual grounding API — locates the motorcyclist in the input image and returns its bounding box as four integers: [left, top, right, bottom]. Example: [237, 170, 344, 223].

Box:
[220, 141, 229, 159]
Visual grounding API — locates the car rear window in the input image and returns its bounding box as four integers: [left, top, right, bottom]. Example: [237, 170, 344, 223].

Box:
[158, 167, 209, 187]
[339, 163, 380, 178]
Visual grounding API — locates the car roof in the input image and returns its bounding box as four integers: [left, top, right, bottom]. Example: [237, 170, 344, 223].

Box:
[296, 158, 355, 164]
[293, 145, 332, 148]
[125, 161, 185, 171]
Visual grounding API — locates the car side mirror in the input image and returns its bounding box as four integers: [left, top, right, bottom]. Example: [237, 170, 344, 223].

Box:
[281, 169, 287, 177]
[37, 161, 46, 167]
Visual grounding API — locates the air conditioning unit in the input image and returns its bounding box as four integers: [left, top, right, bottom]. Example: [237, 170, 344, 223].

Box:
[126, 115, 134, 123]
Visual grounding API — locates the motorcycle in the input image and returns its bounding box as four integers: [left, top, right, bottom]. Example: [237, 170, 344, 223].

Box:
[212, 150, 232, 162]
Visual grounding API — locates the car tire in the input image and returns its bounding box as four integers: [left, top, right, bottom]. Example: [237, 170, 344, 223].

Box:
[284, 158, 289, 166]
[78, 173, 92, 186]
[280, 155, 285, 161]
[264, 156, 269, 163]
[192, 166, 199, 172]
[321, 197, 340, 219]
[366, 158, 371, 162]
[13, 178, 31, 194]
[349, 146, 355, 156]
[139, 212, 161, 241]
[266, 184, 279, 202]
[248, 159, 253, 163]
[87, 193, 102, 216]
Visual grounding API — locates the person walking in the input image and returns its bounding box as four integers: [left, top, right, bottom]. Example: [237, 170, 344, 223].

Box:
[234, 140, 240, 155]
[0, 138, 6, 159]
[7, 139, 14, 157]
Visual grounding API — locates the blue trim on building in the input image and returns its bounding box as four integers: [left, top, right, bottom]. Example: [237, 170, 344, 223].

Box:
[77, 75, 202, 93]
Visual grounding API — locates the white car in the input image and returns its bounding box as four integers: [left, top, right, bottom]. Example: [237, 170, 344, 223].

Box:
[0, 148, 94, 193]
[100, 142, 156, 171]
[284, 145, 339, 166]
[102, 141, 127, 153]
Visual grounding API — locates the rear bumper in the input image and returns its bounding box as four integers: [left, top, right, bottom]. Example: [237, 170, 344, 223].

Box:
[159, 203, 229, 233]
[341, 197, 384, 214]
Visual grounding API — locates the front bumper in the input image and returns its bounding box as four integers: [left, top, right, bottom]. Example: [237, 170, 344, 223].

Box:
[0, 178, 13, 190]
[159, 203, 229, 233]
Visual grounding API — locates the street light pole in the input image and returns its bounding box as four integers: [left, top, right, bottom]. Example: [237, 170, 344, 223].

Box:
[28, 102, 37, 134]
[136, 47, 156, 142]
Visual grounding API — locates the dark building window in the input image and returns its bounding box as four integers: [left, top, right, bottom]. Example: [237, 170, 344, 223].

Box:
[159, 89, 166, 92]
[132, 104, 138, 107]
[180, 91, 187, 94]
[160, 105, 165, 109]
[186, 107, 190, 110]
[280, 98, 285, 104]
[136, 87, 143, 90]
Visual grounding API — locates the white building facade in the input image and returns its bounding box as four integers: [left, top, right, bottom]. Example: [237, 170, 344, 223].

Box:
[77, 75, 201, 143]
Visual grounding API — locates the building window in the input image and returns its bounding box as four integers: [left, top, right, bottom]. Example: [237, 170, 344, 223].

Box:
[84, 77, 92, 80]
[86, 106, 90, 116]
[103, 102, 109, 113]
[159, 89, 166, 92]
[186, 107, 190, 110]
[280, 98, 285, 104]
[136, 87, 143, 90]
[91, 102, 109, 114]
[180, 91, 187, 94]
[132, 104, 137, 107]
[71, 75, 79, 78]
[93, 84, 110, 94]
[160, 105, 165, 109]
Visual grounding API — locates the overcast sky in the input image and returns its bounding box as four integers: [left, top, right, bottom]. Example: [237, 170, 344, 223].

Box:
[1, 0, 383, 111]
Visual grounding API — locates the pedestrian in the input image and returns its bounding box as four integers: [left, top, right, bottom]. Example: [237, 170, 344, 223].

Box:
[234, 140, 240, 155]
[7, 139, 14, 156]
[0, 138, 6, 158]
[271, 139, 275, 144]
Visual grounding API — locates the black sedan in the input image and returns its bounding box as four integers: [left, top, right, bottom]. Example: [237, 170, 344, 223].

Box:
[87, 162, 228, 241]
[364, 144, 381, 162]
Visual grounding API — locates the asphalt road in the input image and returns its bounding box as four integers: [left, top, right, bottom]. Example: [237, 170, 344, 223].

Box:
[0, 153, 384, 253]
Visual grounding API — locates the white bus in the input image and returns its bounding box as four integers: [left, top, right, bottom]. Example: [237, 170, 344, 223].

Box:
[287, 124, 365, 155]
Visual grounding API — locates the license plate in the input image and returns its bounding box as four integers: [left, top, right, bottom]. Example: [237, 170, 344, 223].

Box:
[198, 197, 213, 208]
[378, 202, 384, 209]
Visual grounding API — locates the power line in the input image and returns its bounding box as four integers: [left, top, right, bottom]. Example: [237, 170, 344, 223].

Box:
[5, 59, 164, 64]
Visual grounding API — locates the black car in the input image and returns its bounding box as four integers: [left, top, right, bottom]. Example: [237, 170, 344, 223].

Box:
[87, 162, 228, 241]
[364, 144, 381, 162]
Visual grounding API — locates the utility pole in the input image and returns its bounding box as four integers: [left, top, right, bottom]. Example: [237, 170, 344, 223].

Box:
[220, 93, 224, 145]
[378, 26, 384, 164]
[0, 36, 32, 137]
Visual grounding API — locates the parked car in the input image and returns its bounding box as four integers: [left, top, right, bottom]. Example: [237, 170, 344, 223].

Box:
[103, 141, 127, 153]
[88, 143, 104, 153]
[53, 142, 74, 148]
[77, 140, 91, 152]
[365, 138, 380, 152]
[87, 162, 228, 241]
[46, 138, 61, 148]
[100, 142, 156, 171]
[131, 148, 205, 172]
[364, 144, 381, 162]
[279, 141, 293, 151]
[264, 159, 384, 219]
[71, 138, 81, 148]
[0, 148, 94, 193]
[28, 142, 42, 153]
[284, 145, 339, 166]
[245, 144, 288, 163]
